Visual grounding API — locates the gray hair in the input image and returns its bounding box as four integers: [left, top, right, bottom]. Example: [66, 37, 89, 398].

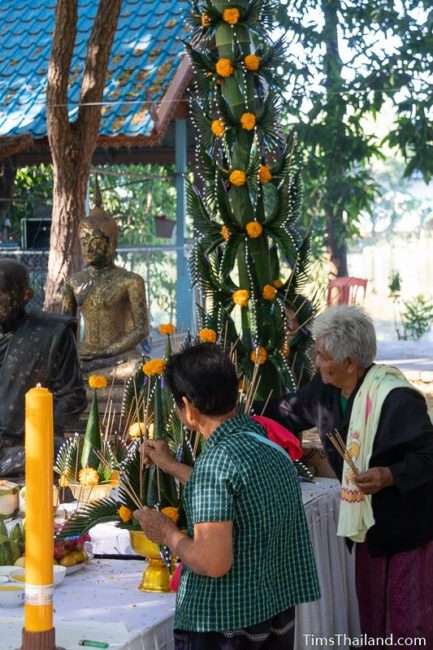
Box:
[312, 305, 376, 368]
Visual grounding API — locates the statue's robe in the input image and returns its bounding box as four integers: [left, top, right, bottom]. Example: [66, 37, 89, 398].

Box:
[0, 308, 87, 476]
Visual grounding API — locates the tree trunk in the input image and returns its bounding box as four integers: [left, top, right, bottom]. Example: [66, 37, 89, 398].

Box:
[322, 0, 348, 278]
[44, 0, 122, 311]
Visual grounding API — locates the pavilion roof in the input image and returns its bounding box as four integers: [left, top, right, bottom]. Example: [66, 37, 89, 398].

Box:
[0, 0, 190, 152]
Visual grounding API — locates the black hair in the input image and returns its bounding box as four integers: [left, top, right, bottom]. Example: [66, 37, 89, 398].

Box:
[0, 259, 29, 293]
[164, 344, 238, 416]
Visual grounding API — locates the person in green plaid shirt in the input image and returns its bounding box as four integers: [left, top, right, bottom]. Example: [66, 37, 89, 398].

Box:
[135, 344, 320, 650]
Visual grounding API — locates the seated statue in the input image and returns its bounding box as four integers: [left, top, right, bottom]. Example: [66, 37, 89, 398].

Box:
[0, 259, 87, 477]
[62, 186, 149, 372]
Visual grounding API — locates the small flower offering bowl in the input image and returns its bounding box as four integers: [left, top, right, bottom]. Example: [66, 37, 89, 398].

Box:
[129, 530, 173, 593]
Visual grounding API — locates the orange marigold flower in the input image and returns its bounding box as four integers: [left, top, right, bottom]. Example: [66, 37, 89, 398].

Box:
[223, 8, 240, 24]
[128, 421, 146, 440]
[273, 279, 283, 288]
[199, 328, 218, 343]
[143, 359, 166, 376]
[216, 58, 234, 78]
[88, 375, 108, 390]
[161, 506, 180, 524]
[109, 470, 120, 487]
[259, 164, 272, 184]
[262, 284, 277, 301]
[250, 346, 268, 365]
[211, 119, 225, 137]
[221, 225, 230, 240]
[229, 169, 247, 186]
[118, 505, 133, 523]
[245, 221, 263, 238]
[78, 467, 99, 487]
[244, 54, 261, 71]
[201, 12, 211, 28]
[232, 289, 250, 308]
[159, 323, 175, 336]
[240, 112, 256, 131]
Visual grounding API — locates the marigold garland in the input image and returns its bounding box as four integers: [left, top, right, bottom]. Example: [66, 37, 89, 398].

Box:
[216, 58, 234, 78]
[161, 506, 180, 524]
[259, 164, 272, 184]
[229, 169, 247, 186]
[109, 470, 120, 487]
[223, 8, 240, 24]
[198, 328, 218, 343]
[240, 112, 256, 131]
[262, 284, 277, 301]
[201, 12, 211, 28]
[244, 54, 261, 71]
[143, 359, 166, 376]
[221, 225, 230, 241]
[273, 279, 283, 288]
[250, 346, 268, 365]
[78, 467, 99, 487]
[211, 119, 225, 137]
[246, 221, 263, 238]
[118, 505, 133, 523]
[159, 323, 175, 336]
[232, 289, 250, 308]
[88, 375, 108, 390]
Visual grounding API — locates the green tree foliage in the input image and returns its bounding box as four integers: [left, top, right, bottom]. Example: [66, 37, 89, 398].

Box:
[186, 0, 316, 399]
[277, 0, 433, 274]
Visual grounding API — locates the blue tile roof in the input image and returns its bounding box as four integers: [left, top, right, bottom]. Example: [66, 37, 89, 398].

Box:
[0, 0, 187, 140]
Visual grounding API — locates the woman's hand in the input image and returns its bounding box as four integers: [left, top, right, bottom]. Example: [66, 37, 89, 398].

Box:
[353, 466, 394, 494]
[133, 508, 178, 546]
[141, 439, 173, 472]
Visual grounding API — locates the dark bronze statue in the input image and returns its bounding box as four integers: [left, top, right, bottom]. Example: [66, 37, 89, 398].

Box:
[0, 259, 87, 477]
[62, 185, 149, 371]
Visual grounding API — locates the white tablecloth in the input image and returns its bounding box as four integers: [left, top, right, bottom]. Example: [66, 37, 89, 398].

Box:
[1, 478, 360, 650]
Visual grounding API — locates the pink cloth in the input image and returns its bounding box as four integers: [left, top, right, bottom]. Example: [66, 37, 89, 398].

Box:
[169, 416, 302, 593]
[251, 415, 303, 460]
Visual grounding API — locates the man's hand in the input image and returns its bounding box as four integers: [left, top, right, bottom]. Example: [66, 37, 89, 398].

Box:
[133, 508, 178, 546]
[141, 439, 174, 472]
[353, 466, 394, 495]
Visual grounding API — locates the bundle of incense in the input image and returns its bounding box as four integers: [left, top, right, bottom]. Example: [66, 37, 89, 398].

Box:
[326, 429, 359, 476]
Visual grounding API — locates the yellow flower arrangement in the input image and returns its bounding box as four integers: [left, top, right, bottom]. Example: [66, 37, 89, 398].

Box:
[159, 323, 175, 336]
[246, 221, 263, 238]
[259, 164, 272, 184]
[216, 58, 234, 78]
[273, 279, 283, 288]
[201, 12, 211, 27]
[58, 474, 69, 488]
[250, 346, 268, 365]
[198, 328, 218, 343]
[109, 470, 120, 487]
[244, 54, 261, 71]
[232, 289, 250, 308]
[88, 375, 108, 390]
[262, 284, 277, 301]
[143, 359, 166, 376]
[78, 467, 99, 487]
[211, 119, 225, 137]
[161, 506, 180, 524]
[223, 8, 240, 24]
[240, 112, 256, 131]
[118, 505, 133, 523]
[128, 421, 146, 440]
[221, 225, 230, 240]
[229, 169, 247, 186]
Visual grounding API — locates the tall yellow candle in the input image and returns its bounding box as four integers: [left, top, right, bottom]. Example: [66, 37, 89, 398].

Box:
[24, 385, 54, 633]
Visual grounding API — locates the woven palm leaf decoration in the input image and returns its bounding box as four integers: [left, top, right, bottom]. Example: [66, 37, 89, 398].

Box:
[186, 0, 316, 400]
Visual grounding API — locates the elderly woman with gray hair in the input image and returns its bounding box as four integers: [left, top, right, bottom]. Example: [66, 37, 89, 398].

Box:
[274, 305, 433, 645]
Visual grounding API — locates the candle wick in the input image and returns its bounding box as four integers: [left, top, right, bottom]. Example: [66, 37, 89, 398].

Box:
[36, 382, 42, 388]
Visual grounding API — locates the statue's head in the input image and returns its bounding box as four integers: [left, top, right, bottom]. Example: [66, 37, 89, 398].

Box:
[0, 259, 33, 324]
[79, 178, 118, 268]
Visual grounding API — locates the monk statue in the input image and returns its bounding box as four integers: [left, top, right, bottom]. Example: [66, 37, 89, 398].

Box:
[0, 259, 87, 477]
[62, 182, 149, 372]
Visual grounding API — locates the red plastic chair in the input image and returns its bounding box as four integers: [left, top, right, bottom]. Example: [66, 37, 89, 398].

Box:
[327, 277, 367, 306]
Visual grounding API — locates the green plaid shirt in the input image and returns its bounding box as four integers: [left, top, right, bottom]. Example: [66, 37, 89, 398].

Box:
[174, 414, 320, 632]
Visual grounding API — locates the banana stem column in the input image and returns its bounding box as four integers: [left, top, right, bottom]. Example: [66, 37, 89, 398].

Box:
[20, 384, 60, 650]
